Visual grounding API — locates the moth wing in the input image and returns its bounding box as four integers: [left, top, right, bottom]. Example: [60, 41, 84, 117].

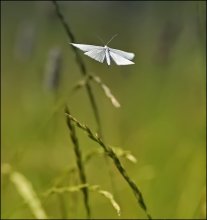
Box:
[109, 50, 134, 65]
[70, 43, 103, 52]
[109, 48, 135, 60]
[84, 49, 106, 63]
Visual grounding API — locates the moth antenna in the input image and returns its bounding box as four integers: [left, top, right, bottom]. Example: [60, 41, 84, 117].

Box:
[106, 34, 118, 46]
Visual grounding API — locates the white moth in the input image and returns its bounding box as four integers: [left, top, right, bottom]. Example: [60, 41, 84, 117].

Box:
[70, 35, 135, 65]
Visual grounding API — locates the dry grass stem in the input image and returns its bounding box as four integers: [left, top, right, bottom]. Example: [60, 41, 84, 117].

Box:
[52, 0, 102, 135]
[65, 112, 152, 219]
[64, 106, 91, 218]
[73, 74, 121, 108]
[2, 164, 48, 219]
[44, 184, 121, 216]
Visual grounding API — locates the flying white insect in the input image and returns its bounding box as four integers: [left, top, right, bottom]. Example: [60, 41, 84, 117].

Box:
[70, 34, 135, 65]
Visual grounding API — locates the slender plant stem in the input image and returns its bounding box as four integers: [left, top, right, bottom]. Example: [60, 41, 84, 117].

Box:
[52, 0, 102, 136]
[52, 1, 120, 217]
[51, 1, 102, 217]
[65, 112, 152, 220]
[65, 106, 91, 218]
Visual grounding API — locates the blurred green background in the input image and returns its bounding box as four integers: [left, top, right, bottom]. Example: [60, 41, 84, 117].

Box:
[1, 1, 206, 219]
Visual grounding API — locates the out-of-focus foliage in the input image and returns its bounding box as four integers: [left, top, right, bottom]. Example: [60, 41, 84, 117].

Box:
[1, 1, 206, 219]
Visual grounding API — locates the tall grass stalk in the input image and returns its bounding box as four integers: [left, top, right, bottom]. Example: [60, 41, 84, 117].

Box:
[52, 0, 102, 135]
[73, 74, 121, 108]
[43, 47, 62, 94]
[64, 106, 91, 218]
[44, 184, 121, 216]
[51, 1, 95, 217]
[1, 164, 48, 219]
[52, 1, 119, 217]
[65, 111, 152, 219]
